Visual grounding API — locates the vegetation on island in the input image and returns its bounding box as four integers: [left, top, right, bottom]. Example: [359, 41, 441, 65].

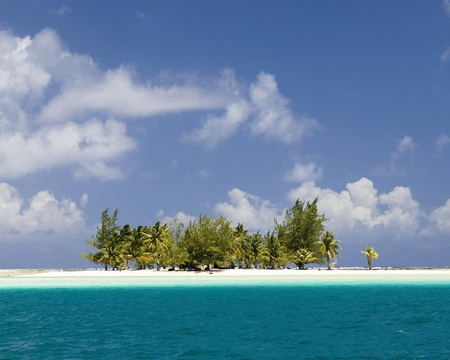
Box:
[361, 246, 379, 270]
[81, 198, 343, 271]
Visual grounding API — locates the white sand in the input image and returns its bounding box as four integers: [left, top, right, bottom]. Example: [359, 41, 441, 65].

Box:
[0, 268, 445, 288]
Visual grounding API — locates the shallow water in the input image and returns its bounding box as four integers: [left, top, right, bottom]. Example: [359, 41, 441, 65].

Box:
[0, 281, 449, 359]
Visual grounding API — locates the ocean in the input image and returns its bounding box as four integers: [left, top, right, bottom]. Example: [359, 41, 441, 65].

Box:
[0, 278, 449, 359]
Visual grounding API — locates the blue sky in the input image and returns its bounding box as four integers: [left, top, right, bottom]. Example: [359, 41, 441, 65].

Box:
[1, 0, 450, 268]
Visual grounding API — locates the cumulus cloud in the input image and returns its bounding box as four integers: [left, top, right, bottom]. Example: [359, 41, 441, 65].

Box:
[183, 71, 319, 148]
[283, 162, 323, 183]
[214, 188, 284, 232]
[249, 72, 318, 143]
[157, 209, 196, 227]
[434, 134, 450, 157]
[376, 135, 416, 176]
[428, 200, 450, 233]
[287, 177, 422, 237]
[0, 182, 85, 236]
[1, 28, 318, 179]
[182, 100, 252, 149]
[397, 135, 415, 154]
[0, 28, 235, 179]
[80, 193, 89, 207]
[0, 119, 136, 180]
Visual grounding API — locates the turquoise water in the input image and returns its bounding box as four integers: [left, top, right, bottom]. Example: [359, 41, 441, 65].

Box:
[1, 284, 449, 359]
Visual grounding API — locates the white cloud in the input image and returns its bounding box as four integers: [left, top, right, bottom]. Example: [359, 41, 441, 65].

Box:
[287, 177, 422, 236]
[0, 182, 85, 236]
[444, 0, 450, 17]
[428, 199, 450, 233]
[0, 119, 136, 180]
[0, 28, 319, 179]
[397, 135, 415, 154]
[48, 6, 71, 16]
[80, 193, 88, 207]
[183, 71, 319, 148]
[440, 47, 450, 64]
[283, 162, 323, 183]
[249, 72, 319, 143]
[214, 188, 283, 232]
[378, 186, 421, 233]
[157, 210, 196, 227]
[182, 100, 252, 149]
[376, 136, 416, 176]
[39, 66, 230, 123]
[0, 29, 229, 180]
[435, 134, 450, 156]
[0, 33, 50, 100]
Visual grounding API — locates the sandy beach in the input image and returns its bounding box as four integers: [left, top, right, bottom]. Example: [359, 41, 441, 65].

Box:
[0, 268, 449, 288]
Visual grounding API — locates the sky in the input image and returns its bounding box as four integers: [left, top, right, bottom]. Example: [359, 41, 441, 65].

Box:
[0, 0, 450, 268]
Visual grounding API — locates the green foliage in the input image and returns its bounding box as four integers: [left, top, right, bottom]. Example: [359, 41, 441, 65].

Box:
[232, 223, 249, 268]
[293, 248, 318, 270]
[81, 197, 342, 271]
[180, 215, 233, 269]
[276, 198, 326, 268]
[81, 208, 121, 270]
[246, 232, 264, 268]
[81, 209, 177, 270]
[320, 231, 342, 270]
[361, 246, 378, 270]
[261, 231, 288, 269]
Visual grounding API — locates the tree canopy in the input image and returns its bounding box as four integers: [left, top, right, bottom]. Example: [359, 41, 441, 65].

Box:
[81, 197, 343, 270]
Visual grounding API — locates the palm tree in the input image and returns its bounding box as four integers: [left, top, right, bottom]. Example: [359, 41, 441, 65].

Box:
[320, 231, 342, 270]
[81, 208, 120, 270]
[243, 232, 263, 268]
[293, 248, 317, 270]
[97, 232, 127, 270]
[146, 221, 171, 270]
[261, 231, 288, 269]
[232, 223, 248, 268]
[361, 246, 378, 270]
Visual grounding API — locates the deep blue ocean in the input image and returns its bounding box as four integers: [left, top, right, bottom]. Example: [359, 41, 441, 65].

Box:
[1, 284, 449, 359]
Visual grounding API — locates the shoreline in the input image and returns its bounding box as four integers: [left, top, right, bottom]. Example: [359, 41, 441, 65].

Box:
[0, 266, 449, 275]
[1, 268, 450, 288]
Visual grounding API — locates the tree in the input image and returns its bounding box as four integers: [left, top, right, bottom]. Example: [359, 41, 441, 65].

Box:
[276, 198, 326, 269]
[81, 208, 121, 270]
[232, 223, 249, 268]
[119, 224, 134, 268]
[180, 215, 233, 270]
[320, 231, 342, 270]
[261, 231, 288, 269]
[124, 225, 151, 270]
[145, 221, 172, 270]
[361, 246, 378, 270]
[293, 248, 317, 270]
[245, 231, 264, 268]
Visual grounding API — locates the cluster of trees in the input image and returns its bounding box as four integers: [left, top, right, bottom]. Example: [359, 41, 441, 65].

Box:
[81, 198, 343, 271]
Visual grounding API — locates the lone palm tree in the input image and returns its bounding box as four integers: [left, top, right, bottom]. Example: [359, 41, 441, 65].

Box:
[320, 231, 342, 270]
[361, 246, 378, 270]
[294, 248, 317, 270]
